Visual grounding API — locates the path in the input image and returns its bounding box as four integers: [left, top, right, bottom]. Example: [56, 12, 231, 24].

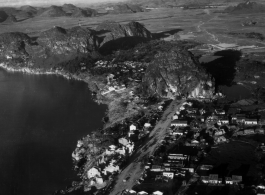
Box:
[109, 98, 186, 195]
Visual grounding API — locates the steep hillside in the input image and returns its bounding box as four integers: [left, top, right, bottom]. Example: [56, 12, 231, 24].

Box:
[96, 21, 152, 54]
[0, 26, 99, 72]
[225, 1, 265, 13]
[141, 42, 214, 98]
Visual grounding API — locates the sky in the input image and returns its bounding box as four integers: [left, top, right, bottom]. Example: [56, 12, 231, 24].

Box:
[0, 0, 125, 7]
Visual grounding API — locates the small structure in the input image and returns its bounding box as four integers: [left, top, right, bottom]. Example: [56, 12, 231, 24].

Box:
[236, 114, 246, 123]
[153, 191, 163, 195]
[200, 165, 213, 170]
[208, 174, 219, 184]
[225, 177, 233, 184]
[163, 172, 174, 179]
[215, 109, 225, 115]
[171, 120, 188, 127]
[144, 123, 151, 128]
[216, 136, 227, 143]
[87, 167, 101, 179]
[245, 119, 258, 125]
[128, 190, 137, 195]
[130, 124, 137, 131]
[217, 119, 229, 125]
[151, 165, 163, 172]
[255, 128, 265, 134]
[201, 176, 209, 183]
[232, 175, 242, 184]
[244, 129, 255, 135]
[138, 191, 148, 195]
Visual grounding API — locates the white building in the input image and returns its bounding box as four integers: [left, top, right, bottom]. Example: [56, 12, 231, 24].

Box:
[245, 119, 258, 125]
[130, 124, 137, 131]
[171, 120, 188, 127]
[163, 172, 174, 179]
[153, 191, 163, 195]
[87, 167, 101, 179]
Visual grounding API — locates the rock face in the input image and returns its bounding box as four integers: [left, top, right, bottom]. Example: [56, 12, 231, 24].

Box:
[96, 21, 152, 53]
[0, 26, 99, 71]
[142, 46, 214, 98]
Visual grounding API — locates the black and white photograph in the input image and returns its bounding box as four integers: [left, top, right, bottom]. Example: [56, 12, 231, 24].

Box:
[0, 0, 265, 195]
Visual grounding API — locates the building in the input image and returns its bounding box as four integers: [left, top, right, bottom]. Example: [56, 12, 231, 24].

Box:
[171, 120, 188, 127]
[130, 124, 137, 131]
[215, 109, 225, 115]
[208, 174, 219, 184]
[217, 119, 229, 125]
[232, 175, 242, 184]
[244, 129, 255, 135]
[87, 167, 101, 179]
[153, 191, 163, 195]
[245, 119, 258, 125]
[236, 114, 246, 123]
[138, 191, 148, 195]
[144, 123, 151, 128]
[225, 177, 233, 184]
[201, 176, 209, 183]
[200, 165, 213, 170]
[151, 165, 163, 172]
[163, 172, 174, 179]
[216, 136, 227, 143]
[255, 128, 265, 134]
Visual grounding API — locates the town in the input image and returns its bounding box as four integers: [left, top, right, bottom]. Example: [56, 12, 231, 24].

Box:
[71, 83, 265, 195]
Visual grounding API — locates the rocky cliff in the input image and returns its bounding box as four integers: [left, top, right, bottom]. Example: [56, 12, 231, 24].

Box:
[96, 21, 152, 54]
[142, 45, 214, 98]
[0, 26, 99, 72]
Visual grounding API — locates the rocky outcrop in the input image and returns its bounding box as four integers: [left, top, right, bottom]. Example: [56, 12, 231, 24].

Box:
[142, 46, 214, 98]
[0, 26, 99, 71]
[96, 21, 152, 54]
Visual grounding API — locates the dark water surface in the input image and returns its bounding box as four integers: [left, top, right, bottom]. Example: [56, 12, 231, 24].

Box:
[220, 85, 252, 100]
[0, 68, 107, 195]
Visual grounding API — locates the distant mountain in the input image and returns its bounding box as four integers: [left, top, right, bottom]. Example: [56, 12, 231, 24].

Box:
[225, 1, 265, 13]
[128, 0, 247, 8]
[106, 3, 146, 13]
[37, 5, 68, 17]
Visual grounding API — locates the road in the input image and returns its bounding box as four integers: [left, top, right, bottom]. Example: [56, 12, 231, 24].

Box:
[109, 98, 186, 195]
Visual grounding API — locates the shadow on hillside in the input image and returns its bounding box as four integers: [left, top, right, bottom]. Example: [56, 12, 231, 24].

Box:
[0, 11, 8, 22]
[152, 29, 183, 39]
[201, 49, 242, 91]
[99, 36, 150, 55]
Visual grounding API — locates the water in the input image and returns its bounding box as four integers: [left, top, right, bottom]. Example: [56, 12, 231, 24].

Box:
[0, 68, 107, 195]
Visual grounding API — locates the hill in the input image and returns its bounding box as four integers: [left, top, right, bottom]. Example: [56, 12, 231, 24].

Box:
[106, 3, 146, 14]
[96, 21, 152, 54]
[3, 14, 17, 23]
[37, 5, 68, 17]
[225, 1, 265, 13]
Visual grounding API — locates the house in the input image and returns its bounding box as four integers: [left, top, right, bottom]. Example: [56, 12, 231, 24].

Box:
[231, 115, 237, 123]
[201, 176, 209, 183]
[172, 114, 178, 120]
[257, 181, 265, 189]
[109, 145, 117, 151]
[168, 154, 189, 160]
[96, 177, 104, 185]
[171, 120, 188, 127]
[208, 174, 219, 184]
[255, 128, 265, 134]
[215, 109, 225, 115]
[103, 160, 120, 174]
[181, 167, 194, 173]
[200, 165, 213, 170]
[236, 114, 246, 123]
[130, 124, 137, 131]
[245, 119, 258, 125]
[232, 175, 242, 184]
[153, 191, 163, 195]
[172, 129, 184, 136]
[128, 190, 137, 195]
[119, 138, 130, 146]
[217, 119, 229, 125]
[87, 167, 101, 179]
[138, 191, 148, 195]
[163, 172, 174, 179]
[244, 129, 255, 135]
[225, 177, 233, 184]
[144, 123, 151, 128]
[151, 165, 163, 172]
[216, 136, 227, 143]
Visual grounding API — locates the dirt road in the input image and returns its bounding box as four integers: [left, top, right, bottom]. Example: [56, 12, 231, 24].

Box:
[109, 99, 186, 195]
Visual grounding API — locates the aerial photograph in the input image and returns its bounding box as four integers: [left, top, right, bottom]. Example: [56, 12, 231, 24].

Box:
[0, 0, 265, 194]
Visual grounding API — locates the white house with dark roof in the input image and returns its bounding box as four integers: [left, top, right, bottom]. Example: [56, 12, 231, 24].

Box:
[171, 120, 188, 127]
[245, 119, 258, 125]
